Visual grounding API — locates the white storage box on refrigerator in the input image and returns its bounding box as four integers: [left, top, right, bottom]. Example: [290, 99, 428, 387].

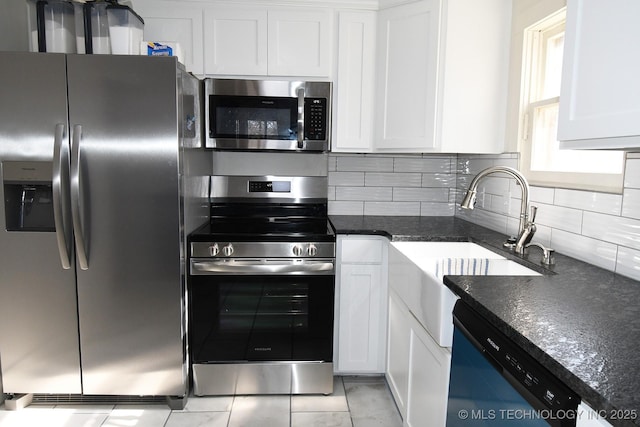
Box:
[107, 3, 144, 54]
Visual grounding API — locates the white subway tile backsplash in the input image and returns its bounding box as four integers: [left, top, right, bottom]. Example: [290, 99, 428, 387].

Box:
[530, 223, 552, 247]
[456, 206, 509, 234]
[329, 201, 364, 215]
[328, 155, 338, 172]
[530, 186, 555, 204]
[365, 173, 422, 187]
[394, 156, 453, 173]
[487, 193, 510, 215]
[422, 173, 457, 188]
[583, 212, 640, 251]
[336, 186, 392, 201]
[328, 186, 336, 200]
[624, 158, 640, 188]
[615, 247, 640, 281]
[329, 152, 640, 280]
[329, 172, 365, 187]
[529, 203, 583, 234]
[550, 229, 618, 272]
[622, 188, 640, 220]
[337, 155, 394, 172]
[554, 189, 622, 215]
[457, 157, 494, 175]
[480, 176, 511, 196]
[364, 201, 420, 216]
[421, 202, 455, 216]
[393, 187, 449, 202]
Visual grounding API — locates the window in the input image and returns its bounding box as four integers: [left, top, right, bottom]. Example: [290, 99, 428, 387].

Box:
[519, 9, 624, 193]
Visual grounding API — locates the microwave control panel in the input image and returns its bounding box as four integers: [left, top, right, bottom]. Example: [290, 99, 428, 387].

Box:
[304, 98, 327, 141]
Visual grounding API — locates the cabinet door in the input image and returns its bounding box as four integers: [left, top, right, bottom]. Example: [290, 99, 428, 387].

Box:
[332, 11, 376, 152]
[135, 0, 204, 75]
[338, 263, 385, 373]
[204, 7, 268, 75]
[386, 290, 411, 418]
[406, 316, 451, 427]
[559, 0, 640, 149]
[267, 9, 332, 77]
[374, 0, 440, 151]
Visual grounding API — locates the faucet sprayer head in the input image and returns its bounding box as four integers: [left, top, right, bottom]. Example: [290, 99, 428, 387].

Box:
[460, 189, 477, 210]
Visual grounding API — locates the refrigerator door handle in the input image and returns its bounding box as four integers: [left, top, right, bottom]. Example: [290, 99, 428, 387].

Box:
[52, 123, 73, 269]
[70, 124, 89, 270]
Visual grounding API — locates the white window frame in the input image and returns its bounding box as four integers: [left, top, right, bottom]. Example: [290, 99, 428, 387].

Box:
[519, 8, 625, 194]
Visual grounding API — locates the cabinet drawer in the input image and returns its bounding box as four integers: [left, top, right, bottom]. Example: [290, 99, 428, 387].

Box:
[341, 238, 384, 264]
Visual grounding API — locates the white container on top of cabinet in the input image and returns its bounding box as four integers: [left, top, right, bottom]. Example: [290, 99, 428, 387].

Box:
[131, 0, 204, 75]
[558, 0, 640, 150]
[374, 0, 512, 153]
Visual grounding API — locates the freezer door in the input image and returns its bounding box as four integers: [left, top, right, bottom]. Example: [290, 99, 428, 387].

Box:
[0, 52, 82, 393]
[66, 55, 186, 396]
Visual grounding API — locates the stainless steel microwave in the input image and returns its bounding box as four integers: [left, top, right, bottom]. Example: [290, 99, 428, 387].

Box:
[204, 79, 332, 151]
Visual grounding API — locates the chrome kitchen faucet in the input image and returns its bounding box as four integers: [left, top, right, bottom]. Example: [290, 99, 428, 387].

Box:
[460, 166, 537, 255]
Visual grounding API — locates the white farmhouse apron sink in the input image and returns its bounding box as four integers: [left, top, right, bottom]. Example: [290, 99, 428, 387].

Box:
[389, 242, 541, 347]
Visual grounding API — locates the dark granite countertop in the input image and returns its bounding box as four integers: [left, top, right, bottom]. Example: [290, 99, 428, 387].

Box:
[330, 215, 640, 427]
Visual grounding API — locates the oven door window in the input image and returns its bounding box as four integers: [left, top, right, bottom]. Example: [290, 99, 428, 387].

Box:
[190, 275, 334, 363]
[210, 95, 298, 140]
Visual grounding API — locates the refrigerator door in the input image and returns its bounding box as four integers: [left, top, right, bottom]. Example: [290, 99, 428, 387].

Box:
[66, 55, 186, 396]
[0, 52, 82, 393]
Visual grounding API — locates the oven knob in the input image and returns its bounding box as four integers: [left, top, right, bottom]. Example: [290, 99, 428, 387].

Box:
[307, 244, 318, 256]
[223, 244, 234, 256]
[292, 244, 304, 257]
[209, 243, 220, 256]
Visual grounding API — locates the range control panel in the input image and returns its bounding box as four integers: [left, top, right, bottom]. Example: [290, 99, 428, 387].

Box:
[248, 181, 291, 193]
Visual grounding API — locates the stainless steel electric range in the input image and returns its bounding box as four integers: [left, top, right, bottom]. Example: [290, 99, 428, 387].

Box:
[187, 173, 335, 396]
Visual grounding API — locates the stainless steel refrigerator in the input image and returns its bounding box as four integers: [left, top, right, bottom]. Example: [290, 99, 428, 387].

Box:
[0, 52, 208, 406]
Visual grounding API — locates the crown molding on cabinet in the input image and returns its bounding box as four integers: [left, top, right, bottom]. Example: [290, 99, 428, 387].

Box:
[141, 0, 380, 11]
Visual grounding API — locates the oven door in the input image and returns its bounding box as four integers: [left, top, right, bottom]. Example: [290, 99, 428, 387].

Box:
[189, 263, 335, 364]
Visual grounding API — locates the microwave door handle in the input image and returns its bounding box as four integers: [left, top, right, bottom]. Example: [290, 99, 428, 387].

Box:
[297, 87, 304, 149]
[70, 124, 89, 270]
[52, 123, 73, 269]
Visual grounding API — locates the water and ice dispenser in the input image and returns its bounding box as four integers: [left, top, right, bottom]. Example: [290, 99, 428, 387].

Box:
[3, 162, 55, 232]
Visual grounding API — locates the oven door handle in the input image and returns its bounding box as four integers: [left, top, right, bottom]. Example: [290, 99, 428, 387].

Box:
[191, 259, 335, 275]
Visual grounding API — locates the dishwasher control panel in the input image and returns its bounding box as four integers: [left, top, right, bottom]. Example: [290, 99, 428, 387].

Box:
[453, 301, 580, 418]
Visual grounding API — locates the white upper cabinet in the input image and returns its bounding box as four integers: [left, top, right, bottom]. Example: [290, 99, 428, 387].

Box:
[374, 0, 511, 153]
[203, 6, 332, 77]
[558, 0, 640, 149]
[332, 11, 377, 152]
[134, 0, 205, 75]
[267, 10, 332, 77]
[204, 8, 268, 75]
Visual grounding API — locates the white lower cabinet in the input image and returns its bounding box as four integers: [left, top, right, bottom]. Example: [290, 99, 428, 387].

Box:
[406, 311, 451, 427]
[387, 289, 451, 427]
[576, 402, 614, 427]
[335, 235, 388, 374]
[387, 290, 411, 415]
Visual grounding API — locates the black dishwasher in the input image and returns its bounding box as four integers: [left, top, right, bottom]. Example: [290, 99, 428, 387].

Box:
[446, 301, 580, 426]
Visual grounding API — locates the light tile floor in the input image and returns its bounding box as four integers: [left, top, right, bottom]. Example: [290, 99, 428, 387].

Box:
[0, 376, 403, 427]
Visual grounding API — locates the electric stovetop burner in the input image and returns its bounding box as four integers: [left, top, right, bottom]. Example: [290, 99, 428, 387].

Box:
[189, 201, 335, 243]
